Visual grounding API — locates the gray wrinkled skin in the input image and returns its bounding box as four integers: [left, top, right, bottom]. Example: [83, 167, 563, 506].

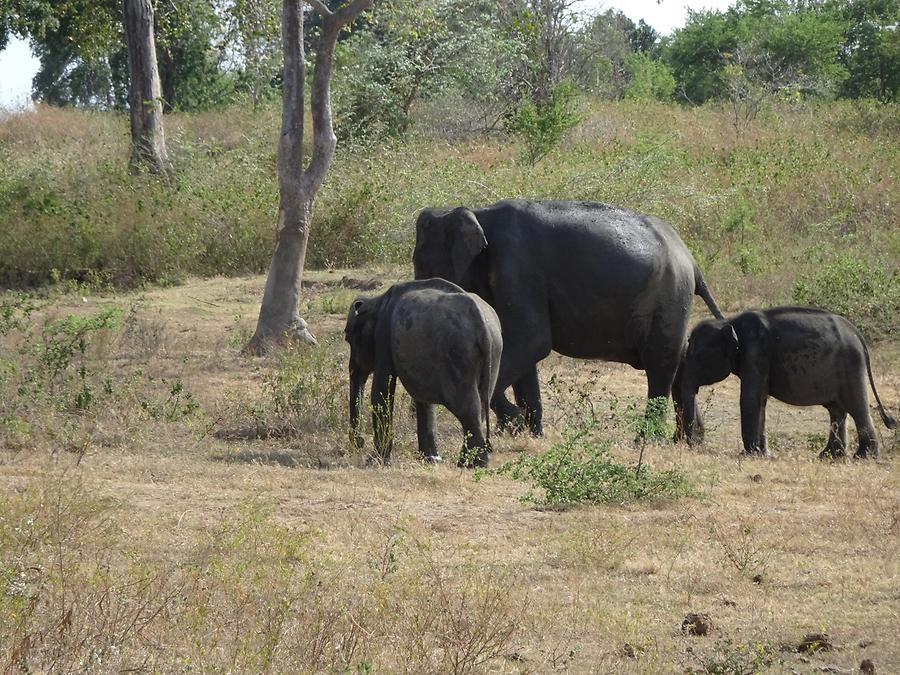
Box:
[345, 278, 502, 468]
[674, 306, 897, 458]
[412, 199, 723, 436]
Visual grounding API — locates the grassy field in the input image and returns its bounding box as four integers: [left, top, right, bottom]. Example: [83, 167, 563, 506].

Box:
[1, 271, 897, 673]
[1, 101, 898, 339]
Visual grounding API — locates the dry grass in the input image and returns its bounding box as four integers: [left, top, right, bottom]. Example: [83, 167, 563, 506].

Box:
[1, 270, 898, 673]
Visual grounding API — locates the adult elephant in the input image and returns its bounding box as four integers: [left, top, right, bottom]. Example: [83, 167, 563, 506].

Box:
[412, 199, 724, 435]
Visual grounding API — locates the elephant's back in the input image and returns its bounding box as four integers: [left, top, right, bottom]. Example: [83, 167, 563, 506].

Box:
[479, 200, 697, 359]
[389, 289, 490, 403]
[481, 200, 695, 285]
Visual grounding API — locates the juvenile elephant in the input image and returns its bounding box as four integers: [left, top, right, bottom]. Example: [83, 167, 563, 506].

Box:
[412, 199, 724, 436]
[345, 278, 502, 468]
[674, 307, 897, 458]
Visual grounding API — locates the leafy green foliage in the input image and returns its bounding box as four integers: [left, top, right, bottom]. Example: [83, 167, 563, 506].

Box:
[24, 308, 121, 410]
[793, 250, 899, 340]
[480, 421, 696, 507]
[666, 1, 850, 105]
[624, 52, 675, 101]
[333, 0, 530, 140]
[505, 81, 581, 165]
[264, 337, 346, 433]
[838, 0, 900, 102]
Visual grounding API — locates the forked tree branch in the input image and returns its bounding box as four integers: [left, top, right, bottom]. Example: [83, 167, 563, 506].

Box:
[307, 0, 332, 18]
[302, 0, 373, 196]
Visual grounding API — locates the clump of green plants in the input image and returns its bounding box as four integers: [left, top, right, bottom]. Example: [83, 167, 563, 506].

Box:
[505, 81, 582, 165]
[139, 377, 201, 421]
[2, 301, 122, 413]
[479, 421, 696, 507]
[260, 336, 347, 434]
[793, 250, 899, 339]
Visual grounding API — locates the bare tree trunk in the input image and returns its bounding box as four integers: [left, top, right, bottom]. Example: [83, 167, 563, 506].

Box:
[123, 0, 170, 173]
[246, 0, 373, 356]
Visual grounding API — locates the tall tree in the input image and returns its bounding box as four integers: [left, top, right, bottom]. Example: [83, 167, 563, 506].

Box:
[123, 0, 170, 173]
[246, 0, 373, 355]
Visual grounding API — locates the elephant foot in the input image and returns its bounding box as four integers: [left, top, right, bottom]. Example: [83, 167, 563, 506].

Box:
[853, 449, 877, 460]
[741, 447, 772, 459]
[457, 447, 489, 469]
[819, 447, 846, 461]
[423, 454, 443, 464]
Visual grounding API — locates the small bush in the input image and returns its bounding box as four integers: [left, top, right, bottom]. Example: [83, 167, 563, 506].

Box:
[479, 422, 696, 507]
[793, 250, 899, 339]
[505, 81, 582, 165]
[624, 52, 676, 101]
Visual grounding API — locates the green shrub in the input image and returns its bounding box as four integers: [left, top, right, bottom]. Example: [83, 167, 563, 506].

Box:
[793, 250, 899, 339]
[479, 422, 696, 507]
[505, 81, 582, 165]
[263, 336, 347, 434]
[624, 52, 676, 101]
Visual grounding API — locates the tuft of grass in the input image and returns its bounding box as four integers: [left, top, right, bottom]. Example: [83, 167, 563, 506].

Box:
[479, 421, 697, 507]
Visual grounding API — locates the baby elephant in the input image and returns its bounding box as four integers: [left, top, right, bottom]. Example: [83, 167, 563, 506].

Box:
[674, 306, 896, 458]
[345, 278, 502, 467]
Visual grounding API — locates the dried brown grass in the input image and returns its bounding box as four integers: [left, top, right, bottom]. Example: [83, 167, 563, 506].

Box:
[0, 271, 898, 673]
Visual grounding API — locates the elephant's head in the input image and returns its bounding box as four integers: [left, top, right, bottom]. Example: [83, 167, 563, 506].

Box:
[412, 207, 488, 286]
[344, 295, 381, 447]
[675, 319, 739, 445]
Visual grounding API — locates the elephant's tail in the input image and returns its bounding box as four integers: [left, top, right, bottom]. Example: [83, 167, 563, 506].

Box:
[482, 339, 492, 450]
[694, 265, 725, 320]
[860, 333, 897, 429]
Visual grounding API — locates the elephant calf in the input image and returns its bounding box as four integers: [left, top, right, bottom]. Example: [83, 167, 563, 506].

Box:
[674, 306, 896, 458]
[345, 278, 502, 468]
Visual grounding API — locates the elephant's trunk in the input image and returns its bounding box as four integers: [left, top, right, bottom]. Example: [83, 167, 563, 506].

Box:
[349, 367, 369, 448]
[678, 382, 703, 446]
[673, 365, 703, 445]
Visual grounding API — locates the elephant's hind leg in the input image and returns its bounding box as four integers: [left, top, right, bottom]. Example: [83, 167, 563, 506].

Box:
[414, 401, 441, 463]
[453, 393, 489, 469]
[849, 403, 878, 459]
[642, 345, 681, 439]
[842, 371, 878, 459]
[819, 404, 847, 460]
[513, 367, 543, 436]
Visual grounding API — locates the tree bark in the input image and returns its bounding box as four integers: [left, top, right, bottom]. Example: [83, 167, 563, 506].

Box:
[245, 0, 373, 356]
[123, 0, 170, 173]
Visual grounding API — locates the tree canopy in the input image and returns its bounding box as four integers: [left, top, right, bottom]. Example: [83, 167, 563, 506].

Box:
[2, 0, 897, 121]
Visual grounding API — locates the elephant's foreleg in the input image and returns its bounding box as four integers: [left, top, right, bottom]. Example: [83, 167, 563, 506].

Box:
[739, 383, 768, 455]
[414, 401, 440, 463]
[457, 402, 489, 469]
[757, 398, 768, 455]
[491, 320, 551, 437]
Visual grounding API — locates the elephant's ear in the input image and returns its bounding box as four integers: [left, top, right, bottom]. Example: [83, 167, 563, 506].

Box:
[348, 297, 377, 339]
[449, 207, 487, 281]
[722, 324, 739, 366]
